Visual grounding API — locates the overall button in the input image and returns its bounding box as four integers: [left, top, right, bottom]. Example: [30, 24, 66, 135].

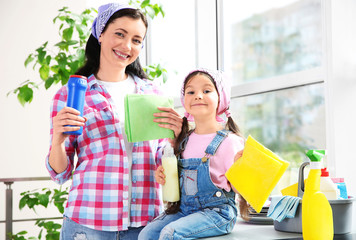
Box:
[216, 191, 222, 197]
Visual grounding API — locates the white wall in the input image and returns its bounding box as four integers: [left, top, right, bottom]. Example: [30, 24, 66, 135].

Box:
[325, 0, 356, 198]
[327, 1, 356, 224]
[0, 0, 87, 177]
[0, 0, 85, 237]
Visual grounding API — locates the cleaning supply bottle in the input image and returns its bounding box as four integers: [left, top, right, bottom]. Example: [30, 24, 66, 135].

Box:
[332, 178, 348, 199]
[161, 144, 180, 202]
[320, 168, 338, 200]
[64, 75, 87, 135]
[302, 150, 333, 240]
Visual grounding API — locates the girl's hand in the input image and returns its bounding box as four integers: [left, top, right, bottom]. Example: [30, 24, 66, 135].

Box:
[155, 165, 166, 185]
[231, 150, 243, 194]
[234, 150, 244, 162]
[154, 107, 183, 138]
[52, 107, 86, 146]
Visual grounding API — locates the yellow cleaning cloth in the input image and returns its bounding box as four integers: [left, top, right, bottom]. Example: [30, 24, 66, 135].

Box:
[225, 135, 290, 213]
[281, 179, 307, 197]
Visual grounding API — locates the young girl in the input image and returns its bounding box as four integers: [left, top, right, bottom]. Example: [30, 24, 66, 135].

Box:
[138, 68, 249, 239]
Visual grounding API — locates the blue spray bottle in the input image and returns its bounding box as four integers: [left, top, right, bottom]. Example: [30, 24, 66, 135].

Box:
[64, 75, 87, 135]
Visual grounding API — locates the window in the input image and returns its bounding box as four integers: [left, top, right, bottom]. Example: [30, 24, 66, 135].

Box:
[221, 0, 322, 84]
[230, 83, 326, 192]
[148, 0, 196, 96]
[221, 0, 326, 191]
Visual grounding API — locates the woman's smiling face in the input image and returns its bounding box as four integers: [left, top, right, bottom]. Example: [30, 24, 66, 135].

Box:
[99, 16, 146, 70]
[184, 73, 219, 119]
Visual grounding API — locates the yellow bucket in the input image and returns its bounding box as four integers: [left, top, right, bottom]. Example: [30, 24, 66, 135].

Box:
[225, 135, 290, 213]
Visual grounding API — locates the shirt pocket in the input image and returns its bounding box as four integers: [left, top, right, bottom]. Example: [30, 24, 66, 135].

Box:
[183, 170, 198, 196]
[84, 107, 116, 139]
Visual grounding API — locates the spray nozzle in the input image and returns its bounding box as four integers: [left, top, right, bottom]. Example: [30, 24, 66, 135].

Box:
[306, 150, 325, 162]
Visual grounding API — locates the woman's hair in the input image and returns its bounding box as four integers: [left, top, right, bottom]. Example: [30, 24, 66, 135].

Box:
[76, 8, 148, 79]
[169, 71, 250, 220]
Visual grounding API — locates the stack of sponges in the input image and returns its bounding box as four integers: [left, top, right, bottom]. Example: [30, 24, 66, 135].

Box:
[267, 196, 301, 222]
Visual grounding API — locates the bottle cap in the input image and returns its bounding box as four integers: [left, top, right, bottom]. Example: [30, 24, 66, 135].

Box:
[68, 75, 88, 88]
[321, 168, 329, 177]
[70, 75, 87, 80]
[163, 144, 174, 157]
[306, 150, 325, 162]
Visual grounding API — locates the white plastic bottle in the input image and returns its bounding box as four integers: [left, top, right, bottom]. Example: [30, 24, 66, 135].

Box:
[320, 167, 338, 200]
[161, 144, 180, 202]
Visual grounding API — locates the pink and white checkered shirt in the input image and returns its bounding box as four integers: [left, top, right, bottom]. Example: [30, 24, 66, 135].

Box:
[46, 74, 165, 231]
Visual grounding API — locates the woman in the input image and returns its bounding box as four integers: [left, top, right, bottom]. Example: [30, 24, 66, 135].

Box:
[46, 2, 182, 239]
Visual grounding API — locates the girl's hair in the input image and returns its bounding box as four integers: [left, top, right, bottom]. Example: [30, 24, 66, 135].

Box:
[168, 71, 250, 220]
[76, 8, 148, 79]
[174, 71, 243, 155]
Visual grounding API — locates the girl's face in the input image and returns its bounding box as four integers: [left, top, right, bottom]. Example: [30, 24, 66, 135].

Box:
[184, 74, 219, 120]
[99, 16, 146, 70]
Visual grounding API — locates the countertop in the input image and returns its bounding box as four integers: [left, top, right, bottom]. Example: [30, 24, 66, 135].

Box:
[203, 196, 356, 239]
[202, 218, 356, 240]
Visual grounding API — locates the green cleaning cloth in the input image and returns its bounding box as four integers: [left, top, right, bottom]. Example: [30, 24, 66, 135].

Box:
[124, 94, 174, 142]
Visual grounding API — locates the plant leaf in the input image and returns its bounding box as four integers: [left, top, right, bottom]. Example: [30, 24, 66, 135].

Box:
[53, 223, 62, 229]
[39, 64, 50, 80]
[63, 27, 73, 41]
[45, 55, 52, 65]
[146, 7, 155, 19]
[45, 77, 55, 89]
[162, 71, 168, 84]
[160, 7, 165, 17]
[38, 194, 49, 208]
[24, 54, 34, 67]
[17, 85, 33, 106]
[36, 45, 47, 64]
[19, 195, 29, 209]
[141, 0, 150, 8]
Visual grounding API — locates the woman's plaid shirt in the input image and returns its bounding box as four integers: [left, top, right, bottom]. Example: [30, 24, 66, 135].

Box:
[46, 74, 165, 231]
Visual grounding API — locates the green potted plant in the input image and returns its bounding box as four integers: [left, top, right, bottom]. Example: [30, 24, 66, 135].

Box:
[8, 0, 165, 106]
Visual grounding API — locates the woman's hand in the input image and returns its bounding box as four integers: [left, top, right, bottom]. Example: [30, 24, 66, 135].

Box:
[52, 107, 86, 146]
[154, 107, 183, 138]
[155, 165, 166, 185]
[49, 107, 86, 174]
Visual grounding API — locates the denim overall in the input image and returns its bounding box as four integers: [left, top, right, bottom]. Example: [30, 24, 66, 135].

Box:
[138, 130, 238, 240]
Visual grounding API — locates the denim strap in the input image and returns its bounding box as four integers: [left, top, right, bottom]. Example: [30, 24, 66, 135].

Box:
[204, 129, 230, 156]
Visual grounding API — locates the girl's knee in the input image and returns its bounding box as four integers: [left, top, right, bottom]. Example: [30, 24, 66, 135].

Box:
[138, 227, 150, 240]
[159, 226, 175, 240]
[139, 223, 162, 240]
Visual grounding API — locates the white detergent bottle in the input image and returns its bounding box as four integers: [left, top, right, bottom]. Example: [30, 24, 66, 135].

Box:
[320, 167, 338, 200]
[161, 144, 180, 202]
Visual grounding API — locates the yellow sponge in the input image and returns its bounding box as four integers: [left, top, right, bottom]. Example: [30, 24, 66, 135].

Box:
[226, 135, 290, 213]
